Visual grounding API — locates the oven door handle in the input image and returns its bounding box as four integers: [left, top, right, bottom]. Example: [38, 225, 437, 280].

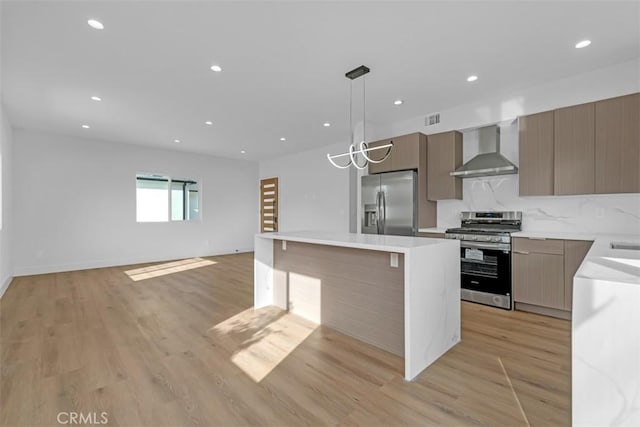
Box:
[460, 241, 511, 251]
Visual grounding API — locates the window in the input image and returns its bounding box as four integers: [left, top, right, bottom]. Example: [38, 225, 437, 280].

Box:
[136, 174, 199, 222]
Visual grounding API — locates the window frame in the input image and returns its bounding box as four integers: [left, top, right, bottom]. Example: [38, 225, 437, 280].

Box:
[135, 173, 201, 223]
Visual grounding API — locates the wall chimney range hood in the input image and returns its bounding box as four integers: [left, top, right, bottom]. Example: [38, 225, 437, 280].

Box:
[450, 125, 518, 178]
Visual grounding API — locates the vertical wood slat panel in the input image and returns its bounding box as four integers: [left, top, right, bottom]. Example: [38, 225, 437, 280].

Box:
[554, 103, 595, 195]
[273, 240, 405, 356]
[518, 111, 555, 196]
[595, 93, 640, 194]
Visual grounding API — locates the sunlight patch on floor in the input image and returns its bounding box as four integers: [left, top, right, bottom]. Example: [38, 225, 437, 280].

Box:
[211, 307, 318, 382]
[125, 257, 217, 281]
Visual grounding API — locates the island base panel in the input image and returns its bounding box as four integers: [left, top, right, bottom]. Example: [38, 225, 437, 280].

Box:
[273, 240, 405, 356]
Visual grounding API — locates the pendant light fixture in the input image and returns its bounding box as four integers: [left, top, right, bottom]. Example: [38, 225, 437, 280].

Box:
[327, 65, 393, 169]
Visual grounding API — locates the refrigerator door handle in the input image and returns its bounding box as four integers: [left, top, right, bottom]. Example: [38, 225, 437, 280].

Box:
[381, 191, 387, 233]
[375, 191, 381, 234]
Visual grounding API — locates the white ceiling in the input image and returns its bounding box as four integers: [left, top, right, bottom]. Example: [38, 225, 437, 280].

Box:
[2, 1, 639, 161]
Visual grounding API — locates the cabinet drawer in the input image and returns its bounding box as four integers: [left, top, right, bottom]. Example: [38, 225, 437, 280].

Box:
[513, 237, 564, 255]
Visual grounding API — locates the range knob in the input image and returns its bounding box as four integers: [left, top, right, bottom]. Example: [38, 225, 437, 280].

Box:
[470, 236, 477, 241]
[492, 237, 501, 242]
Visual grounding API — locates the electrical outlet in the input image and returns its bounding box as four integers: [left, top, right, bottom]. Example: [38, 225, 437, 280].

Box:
[390, 253, 399, 268]
[596, 207, 605, 219]
[282, 240, 287, 251]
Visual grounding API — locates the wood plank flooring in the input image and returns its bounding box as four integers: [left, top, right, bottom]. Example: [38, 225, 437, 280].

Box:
[0, 252, 571, 426]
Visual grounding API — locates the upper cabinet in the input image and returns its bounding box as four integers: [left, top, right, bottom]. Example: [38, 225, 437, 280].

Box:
[427, 131, 463, 200]
[367, 133, 420, 174]
[518, 111, 555, 196]
[554, 103, 595, 195]
[392, 133, 421, 171]
[518, 92, 639, 197]
[366, 138, 395, 174]
[595, 93, 640, 194]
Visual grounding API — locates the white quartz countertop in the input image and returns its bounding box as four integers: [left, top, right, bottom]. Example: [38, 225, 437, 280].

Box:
[256, 231, 456, 253]
[512, 230, 599, 241]
[511, 231, 640, 285]
[417, 227, 448, 234]
[512, 231, 640, 285]
[575, 235, 640, 285]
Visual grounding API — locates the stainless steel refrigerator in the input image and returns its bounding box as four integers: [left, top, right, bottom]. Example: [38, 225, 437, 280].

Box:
[361, 170, 417, 236]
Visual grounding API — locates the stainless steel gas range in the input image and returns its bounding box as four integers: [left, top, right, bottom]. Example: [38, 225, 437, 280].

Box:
[445, 211, 522, 310]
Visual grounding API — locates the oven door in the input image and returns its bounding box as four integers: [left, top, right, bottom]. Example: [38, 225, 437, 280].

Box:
[459, 241, 511, 297]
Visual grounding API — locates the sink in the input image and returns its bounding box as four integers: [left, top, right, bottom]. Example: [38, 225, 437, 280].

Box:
[610, 242, 640, 251]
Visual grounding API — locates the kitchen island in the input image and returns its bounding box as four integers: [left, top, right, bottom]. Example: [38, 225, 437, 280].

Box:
[254, 231, 460, 380]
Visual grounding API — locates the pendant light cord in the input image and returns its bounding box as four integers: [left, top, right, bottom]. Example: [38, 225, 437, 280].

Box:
[362, 74, 366, 144]
[349, 79, 354, 147]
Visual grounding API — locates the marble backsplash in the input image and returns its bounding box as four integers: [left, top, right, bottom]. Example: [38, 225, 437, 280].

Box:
[437, 175, 640, 235]
[435, 121, 640, 236]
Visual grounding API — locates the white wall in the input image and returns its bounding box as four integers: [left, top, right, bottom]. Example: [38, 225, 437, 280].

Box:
[0, 103, 13, 296]
[376, 59, 640, 234]
[12, 130, 259, 276]
[259, 142, 351, 233]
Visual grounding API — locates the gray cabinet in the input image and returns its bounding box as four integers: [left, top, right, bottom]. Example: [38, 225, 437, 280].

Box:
[554, 102, 596, 195]
[416, 231, 445, 239]
[392, 134, 421, 171]
[595, 93, 640, 194]
[518, 93, 640, 197]
[513, 238, 565, 310]
[513, 237, 593, 317]
[518, 111, 554, 196]
[367, 133, 420, 174]
[367, 138, 395, 174]
[427, 131, 463, 200]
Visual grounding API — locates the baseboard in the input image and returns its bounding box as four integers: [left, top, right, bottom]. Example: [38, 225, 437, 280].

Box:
[514, 302, 572, 320]
[0, 275, 13, 299]
[13, 247, 254, 277]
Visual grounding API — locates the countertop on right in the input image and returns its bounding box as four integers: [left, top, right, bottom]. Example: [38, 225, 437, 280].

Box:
[513, 230, 639, 425]
[511, 231, 640, 284]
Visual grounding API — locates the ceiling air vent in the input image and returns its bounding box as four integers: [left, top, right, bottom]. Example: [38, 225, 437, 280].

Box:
[425, 112, 441, 127]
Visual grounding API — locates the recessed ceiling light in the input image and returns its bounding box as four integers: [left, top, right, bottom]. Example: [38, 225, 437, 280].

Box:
[323, 122, 331, 127]
[210, 65, 223, 72]
[205, 121, 213, 125]
[280, 137, 286, 141]
[90, 96, 102, 101]
[87, 19, 104, 30]
[575, 40, 591, 49]
[467, 75, 478, 82]
[240, 150, 246, 154]
[81, 124, 90, 129]
[394, 100, 404, 105]
[174, 139, 181, 143]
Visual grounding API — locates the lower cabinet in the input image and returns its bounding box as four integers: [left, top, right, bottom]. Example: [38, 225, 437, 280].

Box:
[512, 237, 593, 318]
[416, 231, 446, 239]
[513, 251, 565, 310]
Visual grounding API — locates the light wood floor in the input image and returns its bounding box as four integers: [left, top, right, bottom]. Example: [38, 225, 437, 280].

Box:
[1, 252, 571, 426]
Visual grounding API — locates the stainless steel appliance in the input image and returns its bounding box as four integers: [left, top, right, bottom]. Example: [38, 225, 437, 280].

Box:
[445, 211, 522, 310]
[361, 170, 417, 236]
[450, 125, 518, 178]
